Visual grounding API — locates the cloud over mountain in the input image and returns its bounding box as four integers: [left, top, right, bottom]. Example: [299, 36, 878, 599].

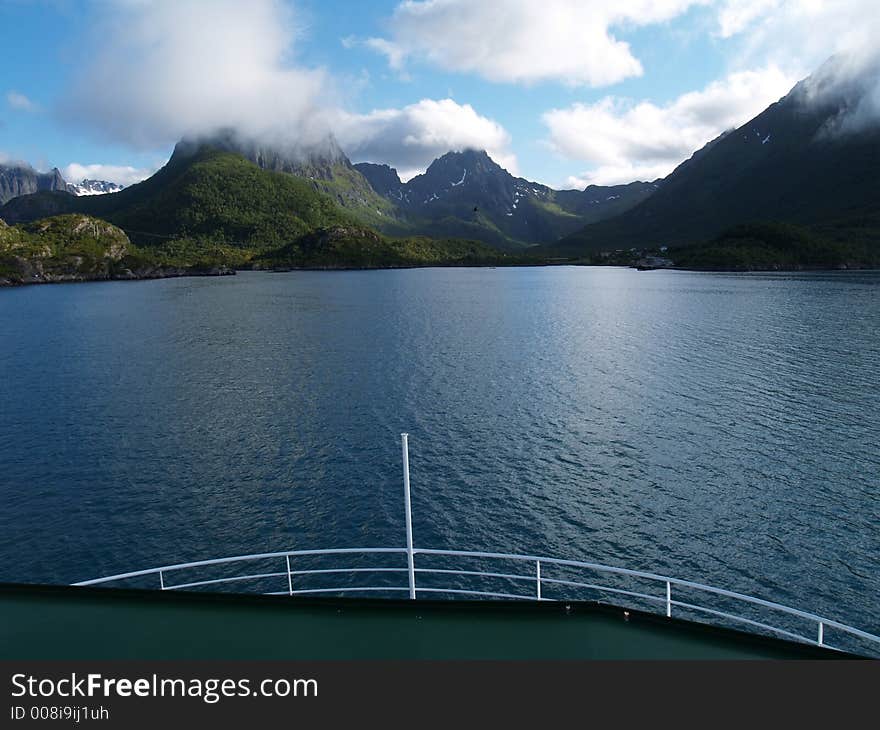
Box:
[716, 1, 880, 138]
[544, 65, 795, 186]
[717, 0, 880, 66]
[335, 98, 517, 180]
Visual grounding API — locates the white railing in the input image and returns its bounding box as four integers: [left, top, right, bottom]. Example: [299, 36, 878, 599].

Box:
[72, 435, 880, 657]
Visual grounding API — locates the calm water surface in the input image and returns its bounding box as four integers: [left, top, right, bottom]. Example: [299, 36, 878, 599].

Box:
[1, 267, 878, 634]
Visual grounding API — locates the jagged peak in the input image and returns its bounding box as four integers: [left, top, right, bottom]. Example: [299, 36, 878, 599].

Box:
[352, 162, 403, 196]
[421, 148, 505, 179]
[354, 161, 400, 175]
[430, 148, 492, 165]
[353, 161, 401, 179]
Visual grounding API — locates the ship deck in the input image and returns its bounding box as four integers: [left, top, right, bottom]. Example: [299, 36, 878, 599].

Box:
[0, 583, 846, 660]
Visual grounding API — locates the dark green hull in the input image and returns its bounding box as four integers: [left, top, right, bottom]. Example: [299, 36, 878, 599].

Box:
[0, 583, 847, 660]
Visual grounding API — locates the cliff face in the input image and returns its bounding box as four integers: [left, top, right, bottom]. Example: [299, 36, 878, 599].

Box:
[0, 164, 69, 205]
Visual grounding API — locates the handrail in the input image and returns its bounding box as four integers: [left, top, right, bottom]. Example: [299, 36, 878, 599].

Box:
[414, 548, 873, 639]
[69, 436, 880, 656]
[72, 543, 880, 656]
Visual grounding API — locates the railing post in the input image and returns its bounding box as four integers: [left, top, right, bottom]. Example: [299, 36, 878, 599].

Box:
[402, 433, 416, 599]
[159, 570, 165, 590]
[536, 560, 542, 601]
[818, 622, 824, 646]
[286, 555, 293, 596]
[666, 581, 672, 618]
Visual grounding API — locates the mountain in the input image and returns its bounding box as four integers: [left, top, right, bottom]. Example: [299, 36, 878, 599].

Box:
[0, 146, 509, 276]
[0, 163, 69, 205]
[0, 144, 356, 245]
[68, 179, 125, 196]
[174, 130, 397, 228]
[551, 56, 880, 256]
[552, 181, 661, 223]
[103, 143, 361, 246]
[355, 150, 656, 249]
[3, 142, 656, 254]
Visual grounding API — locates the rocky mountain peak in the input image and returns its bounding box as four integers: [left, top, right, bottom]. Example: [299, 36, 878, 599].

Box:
[423, 149, 501, 180]
[351, 163, 402, 197]
[0, 163, 70, 205]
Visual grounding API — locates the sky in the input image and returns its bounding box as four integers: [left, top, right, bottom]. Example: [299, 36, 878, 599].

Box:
[0, 0, 877, 189]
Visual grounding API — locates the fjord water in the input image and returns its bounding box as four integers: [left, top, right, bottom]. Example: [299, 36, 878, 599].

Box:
[1, 268, 878, 633]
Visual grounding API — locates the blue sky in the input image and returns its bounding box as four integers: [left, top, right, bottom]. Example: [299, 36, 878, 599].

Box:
[0, 1, 868, 188]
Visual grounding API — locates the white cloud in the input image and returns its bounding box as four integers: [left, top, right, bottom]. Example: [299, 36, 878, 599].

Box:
[543, 65, 795, 186]
[360, 38, 408, 72]
[62, 163, 156, 187]
[715, 1, 880, 137]
[357, 0, 708, 87]
[341, 35, 410, 79]
[717, 0, 779, 38]
[335, 98, 517, 180]
[7, 91, 38, 112]
[716, 1, 880, 73]
[62, 0, 334, 149]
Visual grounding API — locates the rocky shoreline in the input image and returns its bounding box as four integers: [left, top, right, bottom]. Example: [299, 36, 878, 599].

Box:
[0, 261, 235, 287]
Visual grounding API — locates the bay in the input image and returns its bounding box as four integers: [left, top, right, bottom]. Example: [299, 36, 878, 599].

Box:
[1, 267, 877, 637]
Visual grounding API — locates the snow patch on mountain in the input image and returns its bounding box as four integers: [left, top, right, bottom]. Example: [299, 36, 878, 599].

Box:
[68, 179, 125, 196]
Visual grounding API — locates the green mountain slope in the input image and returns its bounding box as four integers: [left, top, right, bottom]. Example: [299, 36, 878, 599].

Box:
[255, 225, 507, 268]
[669, 222, 880, 270]
[171, 132, 399, 230]
[99, 146, 359, 246]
